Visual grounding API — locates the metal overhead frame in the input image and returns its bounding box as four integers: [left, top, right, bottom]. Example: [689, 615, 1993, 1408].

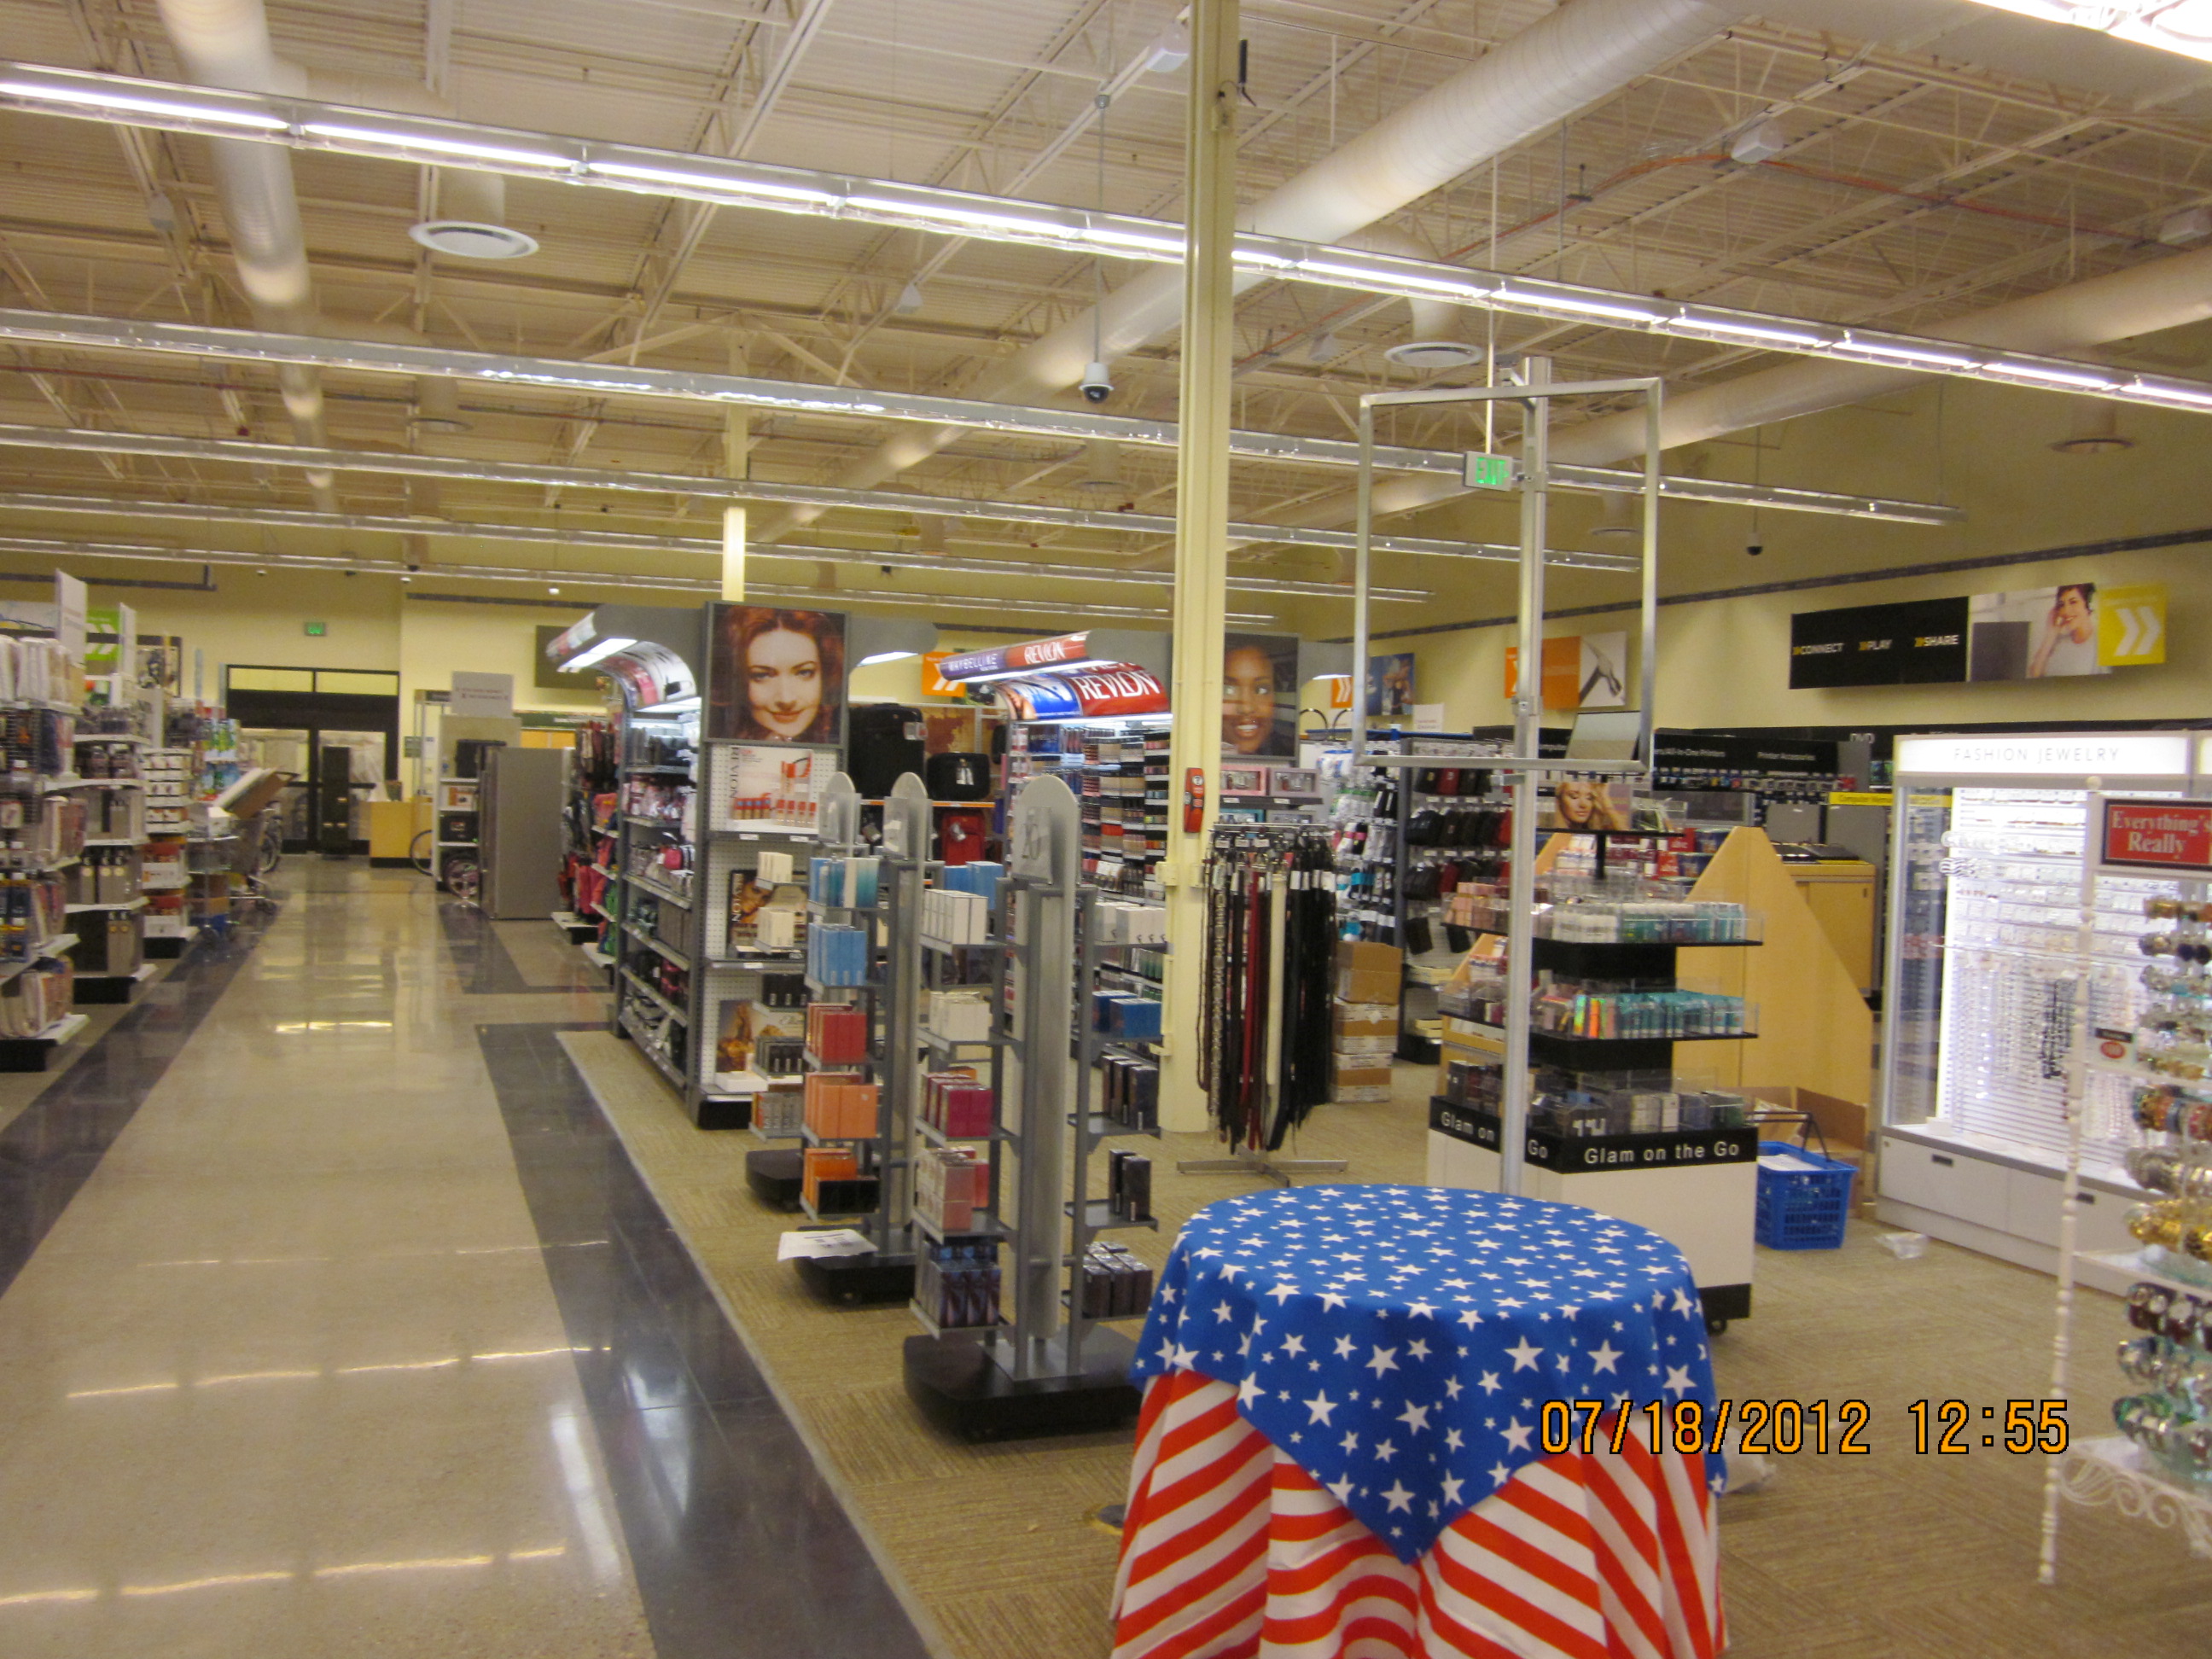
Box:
[1348, 360, 1663, 1200]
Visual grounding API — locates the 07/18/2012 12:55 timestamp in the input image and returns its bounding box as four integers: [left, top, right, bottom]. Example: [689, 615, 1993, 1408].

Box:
[1536, 1399, 2069, 1457]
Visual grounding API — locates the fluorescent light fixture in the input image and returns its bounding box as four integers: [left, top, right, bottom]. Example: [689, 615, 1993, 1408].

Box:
[1694, 319, 1830, 349]
[1959, 0, 2212, 65]
[586, 158, 837, 205]
[559, 635, 637, 671]
[1990, 361, 2117, 390]
[1501, 288, 1662, 323]
[0, 78, 286, 130]
[858, 649, 919, 666]
[300, 122, 573, 171]
[1838, 337, 1980, 370]
[637, 696, 702, 714]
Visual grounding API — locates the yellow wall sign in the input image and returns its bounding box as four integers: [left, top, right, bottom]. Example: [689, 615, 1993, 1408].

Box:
[2098, 583, 2168, 667]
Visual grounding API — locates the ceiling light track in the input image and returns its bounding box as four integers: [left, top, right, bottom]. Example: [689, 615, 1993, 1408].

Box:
[0, 306, 1958, 526]
[0, 62, 2203, 422]
[0, 423, 1639, 572]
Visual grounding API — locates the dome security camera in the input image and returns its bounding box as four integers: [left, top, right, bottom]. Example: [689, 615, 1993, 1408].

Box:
[1080, 359, 1114, 404]
[1746, 543, 1764, 557]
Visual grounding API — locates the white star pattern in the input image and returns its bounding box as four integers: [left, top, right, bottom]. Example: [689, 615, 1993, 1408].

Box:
[1132, 1185, 1719, 1563]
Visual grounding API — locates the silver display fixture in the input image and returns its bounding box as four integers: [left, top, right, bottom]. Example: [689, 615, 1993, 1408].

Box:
[1348, 359, 1662, 1198]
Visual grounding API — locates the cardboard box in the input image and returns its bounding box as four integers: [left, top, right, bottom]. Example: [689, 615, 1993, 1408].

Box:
[1332, 998, 1397, 1040]
[1337, 967, 1400, 1004]
[1332, 1063, 1392, 1091]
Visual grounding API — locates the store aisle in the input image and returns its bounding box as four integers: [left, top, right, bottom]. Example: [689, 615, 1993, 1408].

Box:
[0, 862, 931, 1659]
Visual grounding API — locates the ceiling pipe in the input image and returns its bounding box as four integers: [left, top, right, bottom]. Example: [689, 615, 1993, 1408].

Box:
[754, 0, 1743, 538]
[152, 0, 339, 510]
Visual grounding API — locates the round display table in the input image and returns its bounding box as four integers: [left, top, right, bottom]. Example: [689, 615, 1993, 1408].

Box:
[1110, 1185, 1724, 1659]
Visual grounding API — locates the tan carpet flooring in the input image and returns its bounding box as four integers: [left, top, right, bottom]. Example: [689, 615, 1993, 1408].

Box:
[558, 1025, 2212, 1659]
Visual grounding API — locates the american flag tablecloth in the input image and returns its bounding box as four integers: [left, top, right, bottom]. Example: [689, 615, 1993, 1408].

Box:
[1110, 1186, 1724, 1659]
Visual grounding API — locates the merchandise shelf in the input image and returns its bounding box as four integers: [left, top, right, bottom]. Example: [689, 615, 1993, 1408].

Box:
[629, 874, 694, 909]
[621, 923, 690, 971]
[65, 897, 146, 913]
[1069, 1111, 1160, 1141]
[912, 1210, 1010, 1243]
[2054, 1437, 2212, 1560]
[917, 1118, 1016, 1150]
[619, 967, 689, 1024]
[906, 1301, 1003, 1342]
[1064, 1198, 1157, 1233]
[617, 1005, 684, 1089]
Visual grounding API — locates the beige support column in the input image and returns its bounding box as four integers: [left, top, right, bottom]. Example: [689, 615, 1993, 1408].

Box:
[1157, 0, 1240, 1133]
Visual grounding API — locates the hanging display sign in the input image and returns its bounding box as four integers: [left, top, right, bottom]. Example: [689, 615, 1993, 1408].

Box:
[992, 664, 1167, 723]
[1505, 632, 1628, 710]
[2097, 798, 2212, 876]
[1791, 580, 2167, 688]
[934, 632, 1093, 682]
[53, 572, 86, 661]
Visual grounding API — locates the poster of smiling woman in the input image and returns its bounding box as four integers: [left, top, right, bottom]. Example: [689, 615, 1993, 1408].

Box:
[707, 605, 848, 745]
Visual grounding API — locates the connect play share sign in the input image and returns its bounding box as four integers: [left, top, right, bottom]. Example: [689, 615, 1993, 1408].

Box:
[2100, 799, 2212, 875]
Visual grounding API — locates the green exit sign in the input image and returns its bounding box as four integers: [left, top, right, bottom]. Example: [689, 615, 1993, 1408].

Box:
[1464, 451, 1516, 490]
[304, 620, 326, 636]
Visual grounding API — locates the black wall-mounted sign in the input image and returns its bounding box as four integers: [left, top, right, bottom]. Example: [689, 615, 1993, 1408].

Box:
[1790, 598, 1970, 688]
[1650, 731, 1838, 776]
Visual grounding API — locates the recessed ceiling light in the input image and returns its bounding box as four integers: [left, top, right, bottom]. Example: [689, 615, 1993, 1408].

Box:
[407, 220, 538, 259]
[1384, 341, 1482, 370]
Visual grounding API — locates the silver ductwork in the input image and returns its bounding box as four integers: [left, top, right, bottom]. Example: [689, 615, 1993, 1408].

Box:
[759, 0, 1744, 534]
[154, 0, 339, 509]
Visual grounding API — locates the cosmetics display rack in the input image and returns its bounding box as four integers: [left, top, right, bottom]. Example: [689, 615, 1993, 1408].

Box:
[783, 773, 926, 1305]
[607, 709, 700, 1096]
[2038, 814, 2212, 1579]
[64, 725, 148, 1004]
[1427, 885, 1766, 1330]
[1328, 734, 1511, 1062]
[904, 772, 1143, 1441]
[141, 744, 193, 958]
[1008, 718, 1169, 899]
[554, 718, 619, 946]
[0, 684, 90, 1071]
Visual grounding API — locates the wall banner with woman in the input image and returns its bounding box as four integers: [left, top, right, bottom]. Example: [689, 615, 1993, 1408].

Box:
[1220, 632, 1301, 759]
[707, 604, 848, 745]
[1790, 580, 2166, 688]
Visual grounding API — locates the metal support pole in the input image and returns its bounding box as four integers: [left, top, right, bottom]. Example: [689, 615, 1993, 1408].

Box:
[1157, 0, 1240, 1134]
[1499, 357, 1551, 1199]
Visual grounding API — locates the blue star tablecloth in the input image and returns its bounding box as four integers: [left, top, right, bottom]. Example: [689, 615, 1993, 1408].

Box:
[1131, 1185, 1720, 1563]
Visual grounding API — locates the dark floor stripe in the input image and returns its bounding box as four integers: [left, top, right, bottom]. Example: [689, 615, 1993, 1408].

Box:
[0, 905, 278, 1300]
[439, 901, 592, 994]
[476, 1022, 933, 1659]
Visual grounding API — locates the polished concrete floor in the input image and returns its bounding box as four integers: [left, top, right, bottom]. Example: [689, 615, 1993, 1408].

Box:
[0, 861, 930, 1659]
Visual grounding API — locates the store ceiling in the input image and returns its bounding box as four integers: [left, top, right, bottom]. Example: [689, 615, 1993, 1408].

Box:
[3, 0, 2212, 627]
